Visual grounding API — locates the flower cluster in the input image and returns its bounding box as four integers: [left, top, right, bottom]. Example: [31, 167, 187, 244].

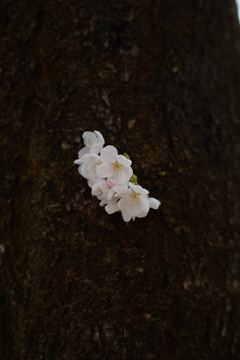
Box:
[74, 131, 161, 222]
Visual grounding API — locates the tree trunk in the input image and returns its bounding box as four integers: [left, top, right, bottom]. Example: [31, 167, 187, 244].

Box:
[1, 0, 240, 359]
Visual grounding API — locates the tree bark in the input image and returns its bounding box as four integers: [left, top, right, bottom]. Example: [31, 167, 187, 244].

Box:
[1, 0, 240, 359]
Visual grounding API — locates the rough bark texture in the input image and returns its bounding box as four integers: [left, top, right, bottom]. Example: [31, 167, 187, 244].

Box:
[1, 0, 240, 359]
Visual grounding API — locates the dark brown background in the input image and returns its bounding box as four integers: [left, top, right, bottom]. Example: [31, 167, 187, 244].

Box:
[1, 0, 240, 359]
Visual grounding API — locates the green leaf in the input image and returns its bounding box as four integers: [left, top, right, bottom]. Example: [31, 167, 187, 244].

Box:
[129, 174, 138, 185]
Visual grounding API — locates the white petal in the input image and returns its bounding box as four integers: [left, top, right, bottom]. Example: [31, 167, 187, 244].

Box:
[74, 159, 83, 165]
[149, 197, 161, 209]
[122, 210, 132, 222]
[105, 201, 119, 214]
[139, 196, 150, 213]
[106, 188, 114, 201]
[96, 163, 113, 178]
[88, 179, 94, 188]
[90, 143, 103, 154]
[78, 146, 90, 158]
[94, 131, 105, 145]
[92, 180, 109, 199]
[77, 166, 83, 175]
[82, 131, 97, 147]
[81, 162, 90, 179]
[107, 184, 128, 201]
[137, 209, 149, 218]
[81, 154, 93, 163]
[124, 166, 133, 181]
[88, 157, 101, 179]
[113, 184, 129, 197]
[118, 196, 130, 211]
[100, 145, 118, 163]
[129, 183, 149, 195]
[92, 181, 102, 197]
[91, 154, 101, 161]
[127, 199, 142, 216]
[117, 155, 132, 167]
[109, 166, 133, 185]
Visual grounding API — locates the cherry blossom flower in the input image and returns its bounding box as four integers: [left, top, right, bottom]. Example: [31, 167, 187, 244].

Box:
[96, 145, 133, 185]
[74, 131, 161, 221]
[92, 181, 129, 212]
[78, 130, 105, 158]
[92, 179, 110, 201]
[74, 153, 102, 182]
[118, 184, 151, 222]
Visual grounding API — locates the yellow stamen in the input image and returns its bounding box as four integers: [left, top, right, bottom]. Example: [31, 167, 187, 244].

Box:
[130, 193, 138, 204]
[111, 162, 123, 172]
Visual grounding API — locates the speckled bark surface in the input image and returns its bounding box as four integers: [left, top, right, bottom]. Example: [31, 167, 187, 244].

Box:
[1, 0, 240, 359]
